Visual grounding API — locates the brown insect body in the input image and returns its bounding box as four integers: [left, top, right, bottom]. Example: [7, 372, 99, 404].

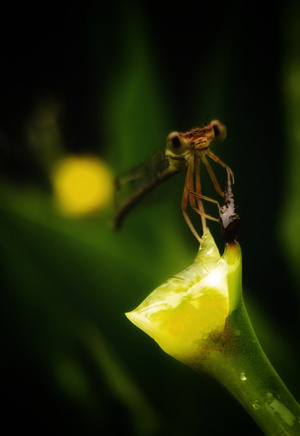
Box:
[113, 120, 234, 243]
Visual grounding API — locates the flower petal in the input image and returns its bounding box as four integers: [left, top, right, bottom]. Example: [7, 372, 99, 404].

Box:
[126, 229, 230, 361]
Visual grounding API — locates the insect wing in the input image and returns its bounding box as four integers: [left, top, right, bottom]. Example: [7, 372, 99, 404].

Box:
[113, 148, 179, 229]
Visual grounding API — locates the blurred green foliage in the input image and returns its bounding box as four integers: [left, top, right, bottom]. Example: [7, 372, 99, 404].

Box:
[1, 1, 300, 435]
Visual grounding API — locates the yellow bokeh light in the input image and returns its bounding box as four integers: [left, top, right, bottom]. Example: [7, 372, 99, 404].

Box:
[51, 155, 114, 216]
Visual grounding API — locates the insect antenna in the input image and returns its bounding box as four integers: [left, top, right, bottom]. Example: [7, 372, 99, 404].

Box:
[204, 114, 211, 127]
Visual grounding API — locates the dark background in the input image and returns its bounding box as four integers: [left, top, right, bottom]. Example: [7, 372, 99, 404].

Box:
[1, 1, 300, 435]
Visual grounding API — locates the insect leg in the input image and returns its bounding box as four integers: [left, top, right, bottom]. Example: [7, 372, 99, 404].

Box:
[181, 155, 202, 243]
[193, 208, 220, 223]
[189, 190, 220, 223]
[194, 154, 207, 232]
[193, 192, 220, 207]
[202, 155, 224, 197]
[206, 151, 235, 184]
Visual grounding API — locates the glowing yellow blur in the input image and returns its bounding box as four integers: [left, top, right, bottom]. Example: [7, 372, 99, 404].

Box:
[52, 155, 114, 216]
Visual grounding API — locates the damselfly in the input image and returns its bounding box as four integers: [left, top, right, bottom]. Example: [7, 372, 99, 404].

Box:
[113, 120, 234, 243]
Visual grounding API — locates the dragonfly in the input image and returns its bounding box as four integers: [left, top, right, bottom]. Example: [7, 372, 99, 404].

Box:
[112, 120, 234, 243]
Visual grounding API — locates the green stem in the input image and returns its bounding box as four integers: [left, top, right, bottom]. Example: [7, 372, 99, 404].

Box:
[190, 299, 300, 435]
[186, 242, 300, 435]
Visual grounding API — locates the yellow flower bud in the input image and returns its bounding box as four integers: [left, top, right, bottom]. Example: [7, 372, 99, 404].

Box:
[126, 229, 241, 364]
[125, 183, 300, 435]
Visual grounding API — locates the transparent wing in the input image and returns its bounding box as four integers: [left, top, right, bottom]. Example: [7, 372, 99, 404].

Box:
[113, 148, 183, 229]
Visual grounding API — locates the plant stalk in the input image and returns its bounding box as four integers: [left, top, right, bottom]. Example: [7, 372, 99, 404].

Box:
[186, 243, 300, 436]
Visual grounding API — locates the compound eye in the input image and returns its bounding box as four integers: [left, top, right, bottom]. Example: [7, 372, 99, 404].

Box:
[211, 120, 227, 142]
[166, 131, 185, 155]
[171, 134, 181, 149]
